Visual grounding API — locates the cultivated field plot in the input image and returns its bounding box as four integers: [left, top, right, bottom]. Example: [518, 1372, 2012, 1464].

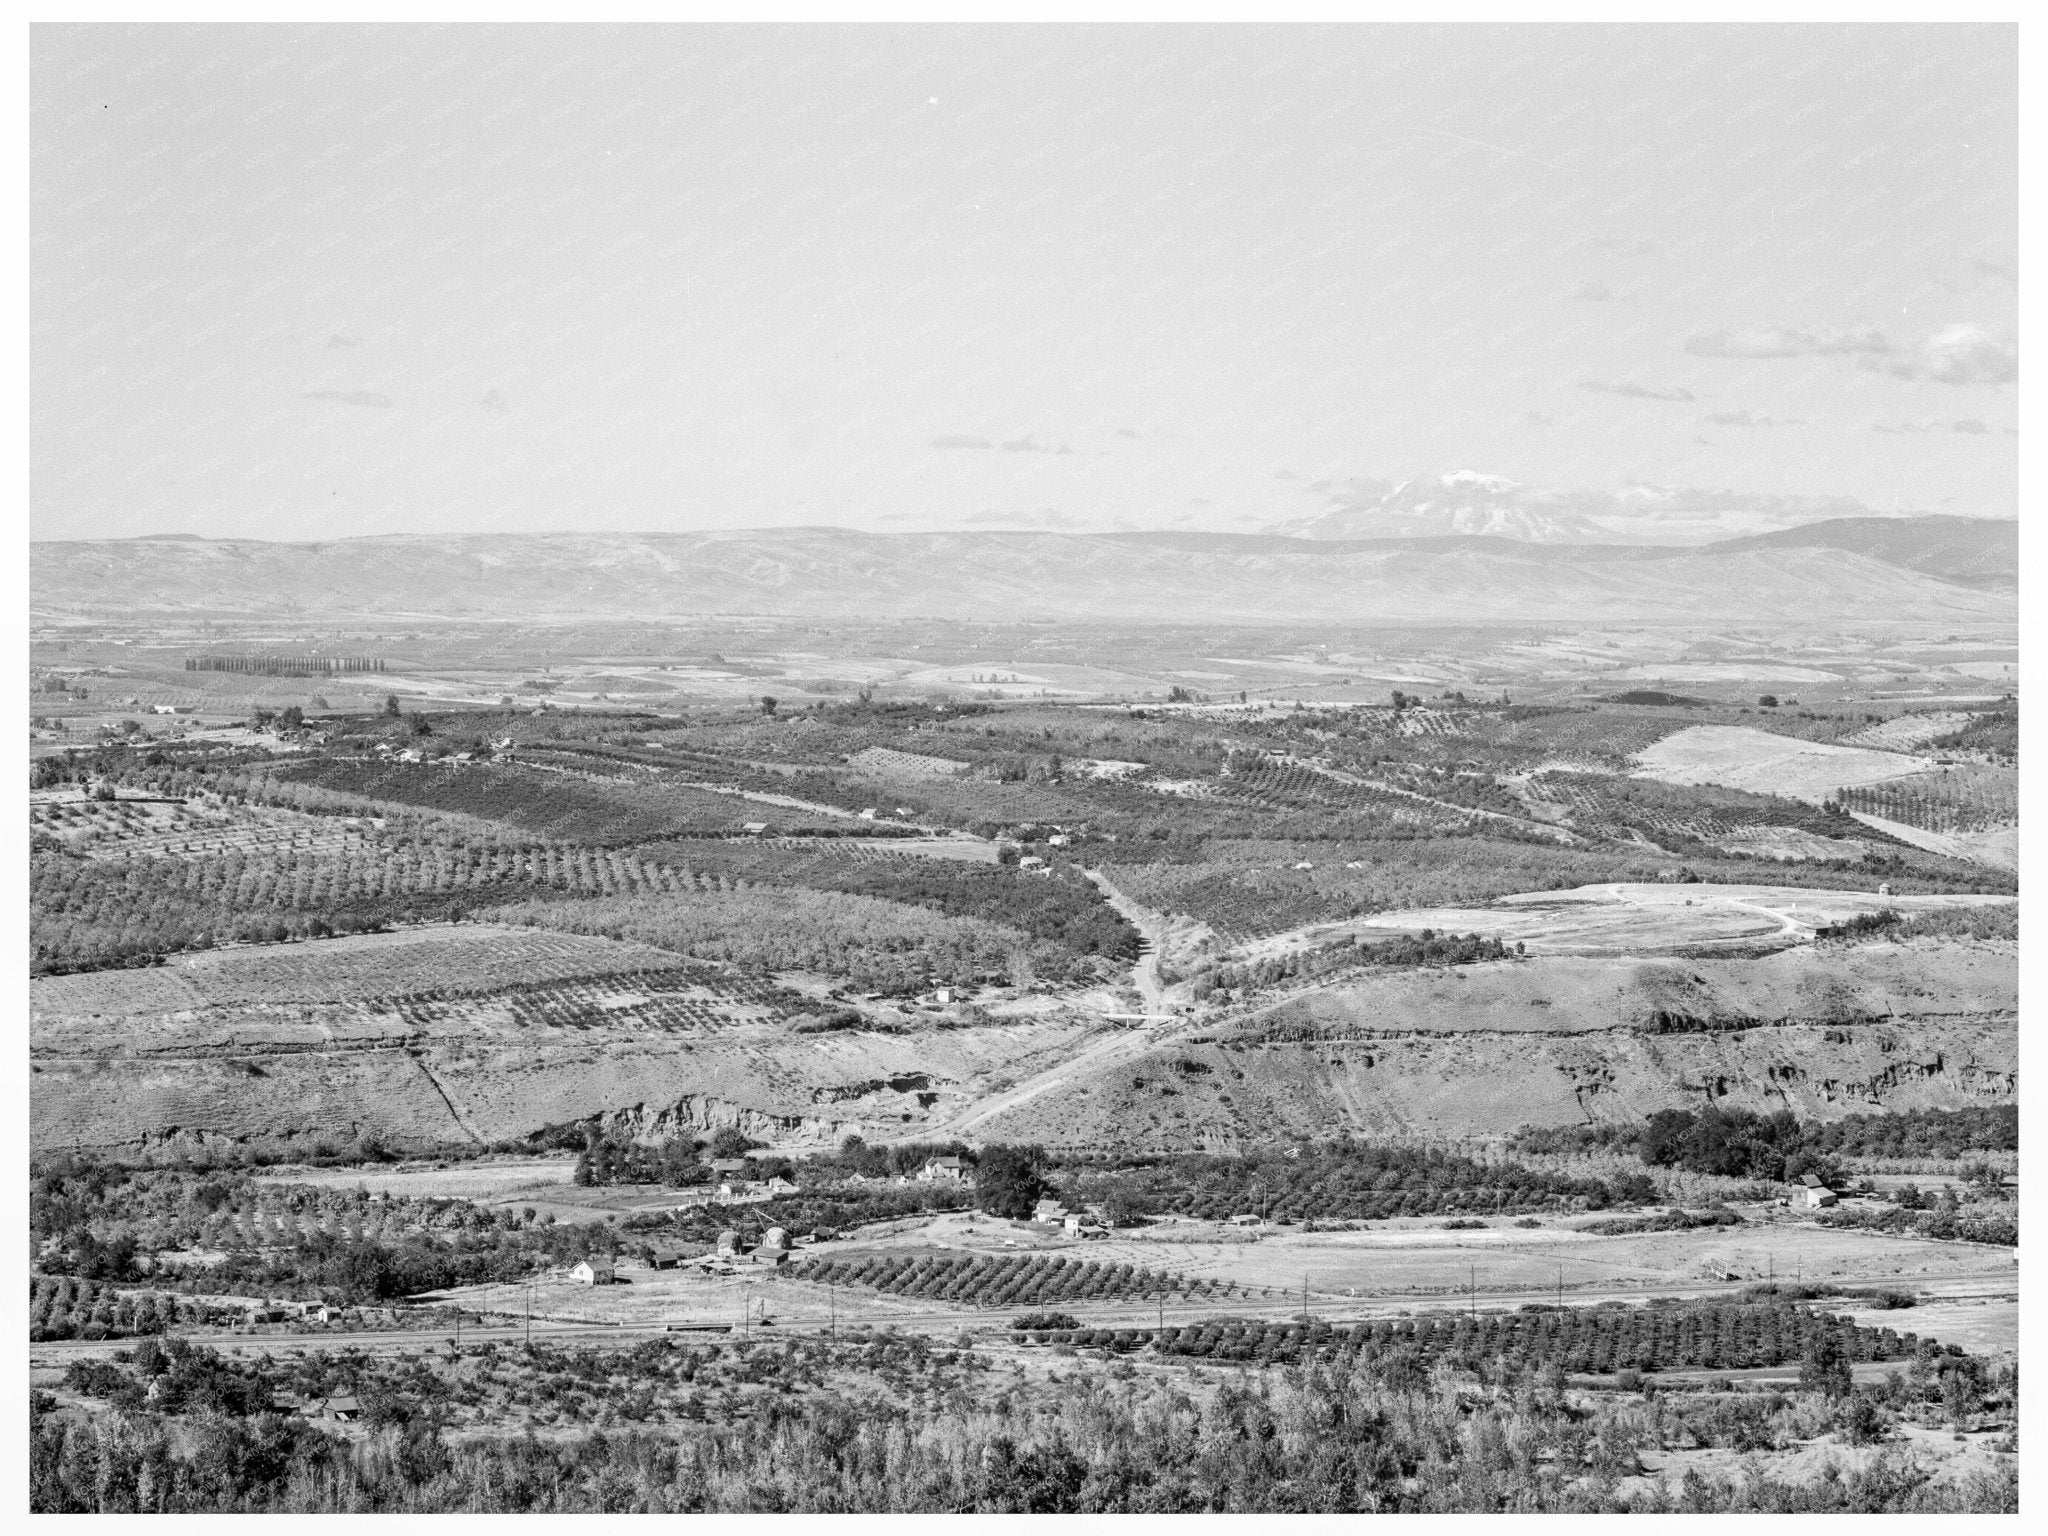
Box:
[1229, 764, 1483, 832]
[1103, 863, 1342, 945]
[1518, 771, 1854, 852]
[256, 1156, 581, 1203]
[1843, 711, 1979, 753]
[1837, 764, 2018, 835]
[1843, 814, 2018, 874]
[1709, 827, 1874, 863]
[407, 967, 800, 1033]
[30, 793, 375, 862]
[843, 746, 973, 780]
[1631, 725, 1932, 805]
[937, 1213, 2015, 1302]
[280, 757, 821, 843]
[35, 926, 701, 1012]
[794, 1248, 1200, 1307]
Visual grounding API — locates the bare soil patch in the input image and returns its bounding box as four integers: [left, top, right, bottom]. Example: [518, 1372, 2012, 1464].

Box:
[1632, 725, 1931, 804]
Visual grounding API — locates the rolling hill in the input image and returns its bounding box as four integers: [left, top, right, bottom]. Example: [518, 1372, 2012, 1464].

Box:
[1704, 515, 2018, 590]
[30, 523, 2013, 627]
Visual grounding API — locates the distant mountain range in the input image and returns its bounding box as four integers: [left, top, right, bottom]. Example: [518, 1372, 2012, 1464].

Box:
[31, 516, 2014, 626]
[1268, 471, 1896, 545]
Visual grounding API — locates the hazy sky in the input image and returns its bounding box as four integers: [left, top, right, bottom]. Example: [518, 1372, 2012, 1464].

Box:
[33, 24, 2016, 541]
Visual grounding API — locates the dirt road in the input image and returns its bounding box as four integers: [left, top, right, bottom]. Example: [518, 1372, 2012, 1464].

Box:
[1083, 868, 1170, 1012]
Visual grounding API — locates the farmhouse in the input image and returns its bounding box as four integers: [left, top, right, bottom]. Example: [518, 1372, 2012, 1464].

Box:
[308, 1395, 362, 1423]
[1798, 1174, 1839, 1209]
[764, 1174, 800, 1196]
[570, 1259, 616, 1287]
[709, 1158, 749, 1179]
[917, 1155, 969, 1183]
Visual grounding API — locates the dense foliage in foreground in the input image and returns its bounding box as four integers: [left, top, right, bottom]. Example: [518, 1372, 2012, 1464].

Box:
[31, 1334, 2016, 1513]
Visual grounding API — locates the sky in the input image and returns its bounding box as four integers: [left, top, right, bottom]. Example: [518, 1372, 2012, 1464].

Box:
[32, 23, 2017, 542]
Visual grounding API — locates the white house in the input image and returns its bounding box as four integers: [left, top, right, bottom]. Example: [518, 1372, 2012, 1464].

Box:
[1797, 1174, 1839, 1209]
[765, 1175, 800, 1196]
[570, 1259, 616, 1287]
[917, 1155, 969, 1183]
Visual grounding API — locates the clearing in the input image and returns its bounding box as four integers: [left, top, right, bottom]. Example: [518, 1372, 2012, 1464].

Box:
[1631, 725, 1932, 805]
[1339, 881, 2014, 956]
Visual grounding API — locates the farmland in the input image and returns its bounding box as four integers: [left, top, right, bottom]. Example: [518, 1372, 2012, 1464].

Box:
[795, 1249, 1201, 1307]
[1630, 726, 1934, 805]
[23, 624, 2022, 1518]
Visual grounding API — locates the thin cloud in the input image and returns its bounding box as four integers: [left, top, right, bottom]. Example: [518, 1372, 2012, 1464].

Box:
[1591, 235, 1660, 257]
[929, 434, 994, 450]
[1000, 436, 1074, 455]
[1579, 380, 1695, 402]
[1568, 281, 1614, 302]
[481, 389, 510, 414]
[1706, 411, 1802, 427]
[1872, 418, 1996, 435]
[1522, 412, 1553, 429]
[1863, 324, 2016, 385]
[324, 334, 361, 349]
[1684, 326, 1889, 359]
[304, 390, 392, 408]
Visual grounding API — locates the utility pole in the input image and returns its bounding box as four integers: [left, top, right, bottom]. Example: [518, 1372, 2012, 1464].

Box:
[1469, 1263, 1476, 1319]
[1556, 1265, 1563, 1310]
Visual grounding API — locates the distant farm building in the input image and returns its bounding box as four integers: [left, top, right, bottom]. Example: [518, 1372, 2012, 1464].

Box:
[570, 1259, 616, 1287]
[917, 1156, 969, 1183]
[1798, 1175, 1839, 1209]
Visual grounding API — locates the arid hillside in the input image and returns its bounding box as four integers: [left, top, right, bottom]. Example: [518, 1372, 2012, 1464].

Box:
[967, 942, 2016, 1148]
[30, 924, 2014, 1157]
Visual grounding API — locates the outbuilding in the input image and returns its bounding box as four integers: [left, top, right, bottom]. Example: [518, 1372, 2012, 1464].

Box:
[570, 1259, 616, 1287]
[1797, 1174, 1839, 1209]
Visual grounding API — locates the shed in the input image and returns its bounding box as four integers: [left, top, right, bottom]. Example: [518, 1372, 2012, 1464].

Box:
[313, 1395, 362, 1422]
[709, 1158, 749, 1177]
[1798, 1174, 1839, 1209]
